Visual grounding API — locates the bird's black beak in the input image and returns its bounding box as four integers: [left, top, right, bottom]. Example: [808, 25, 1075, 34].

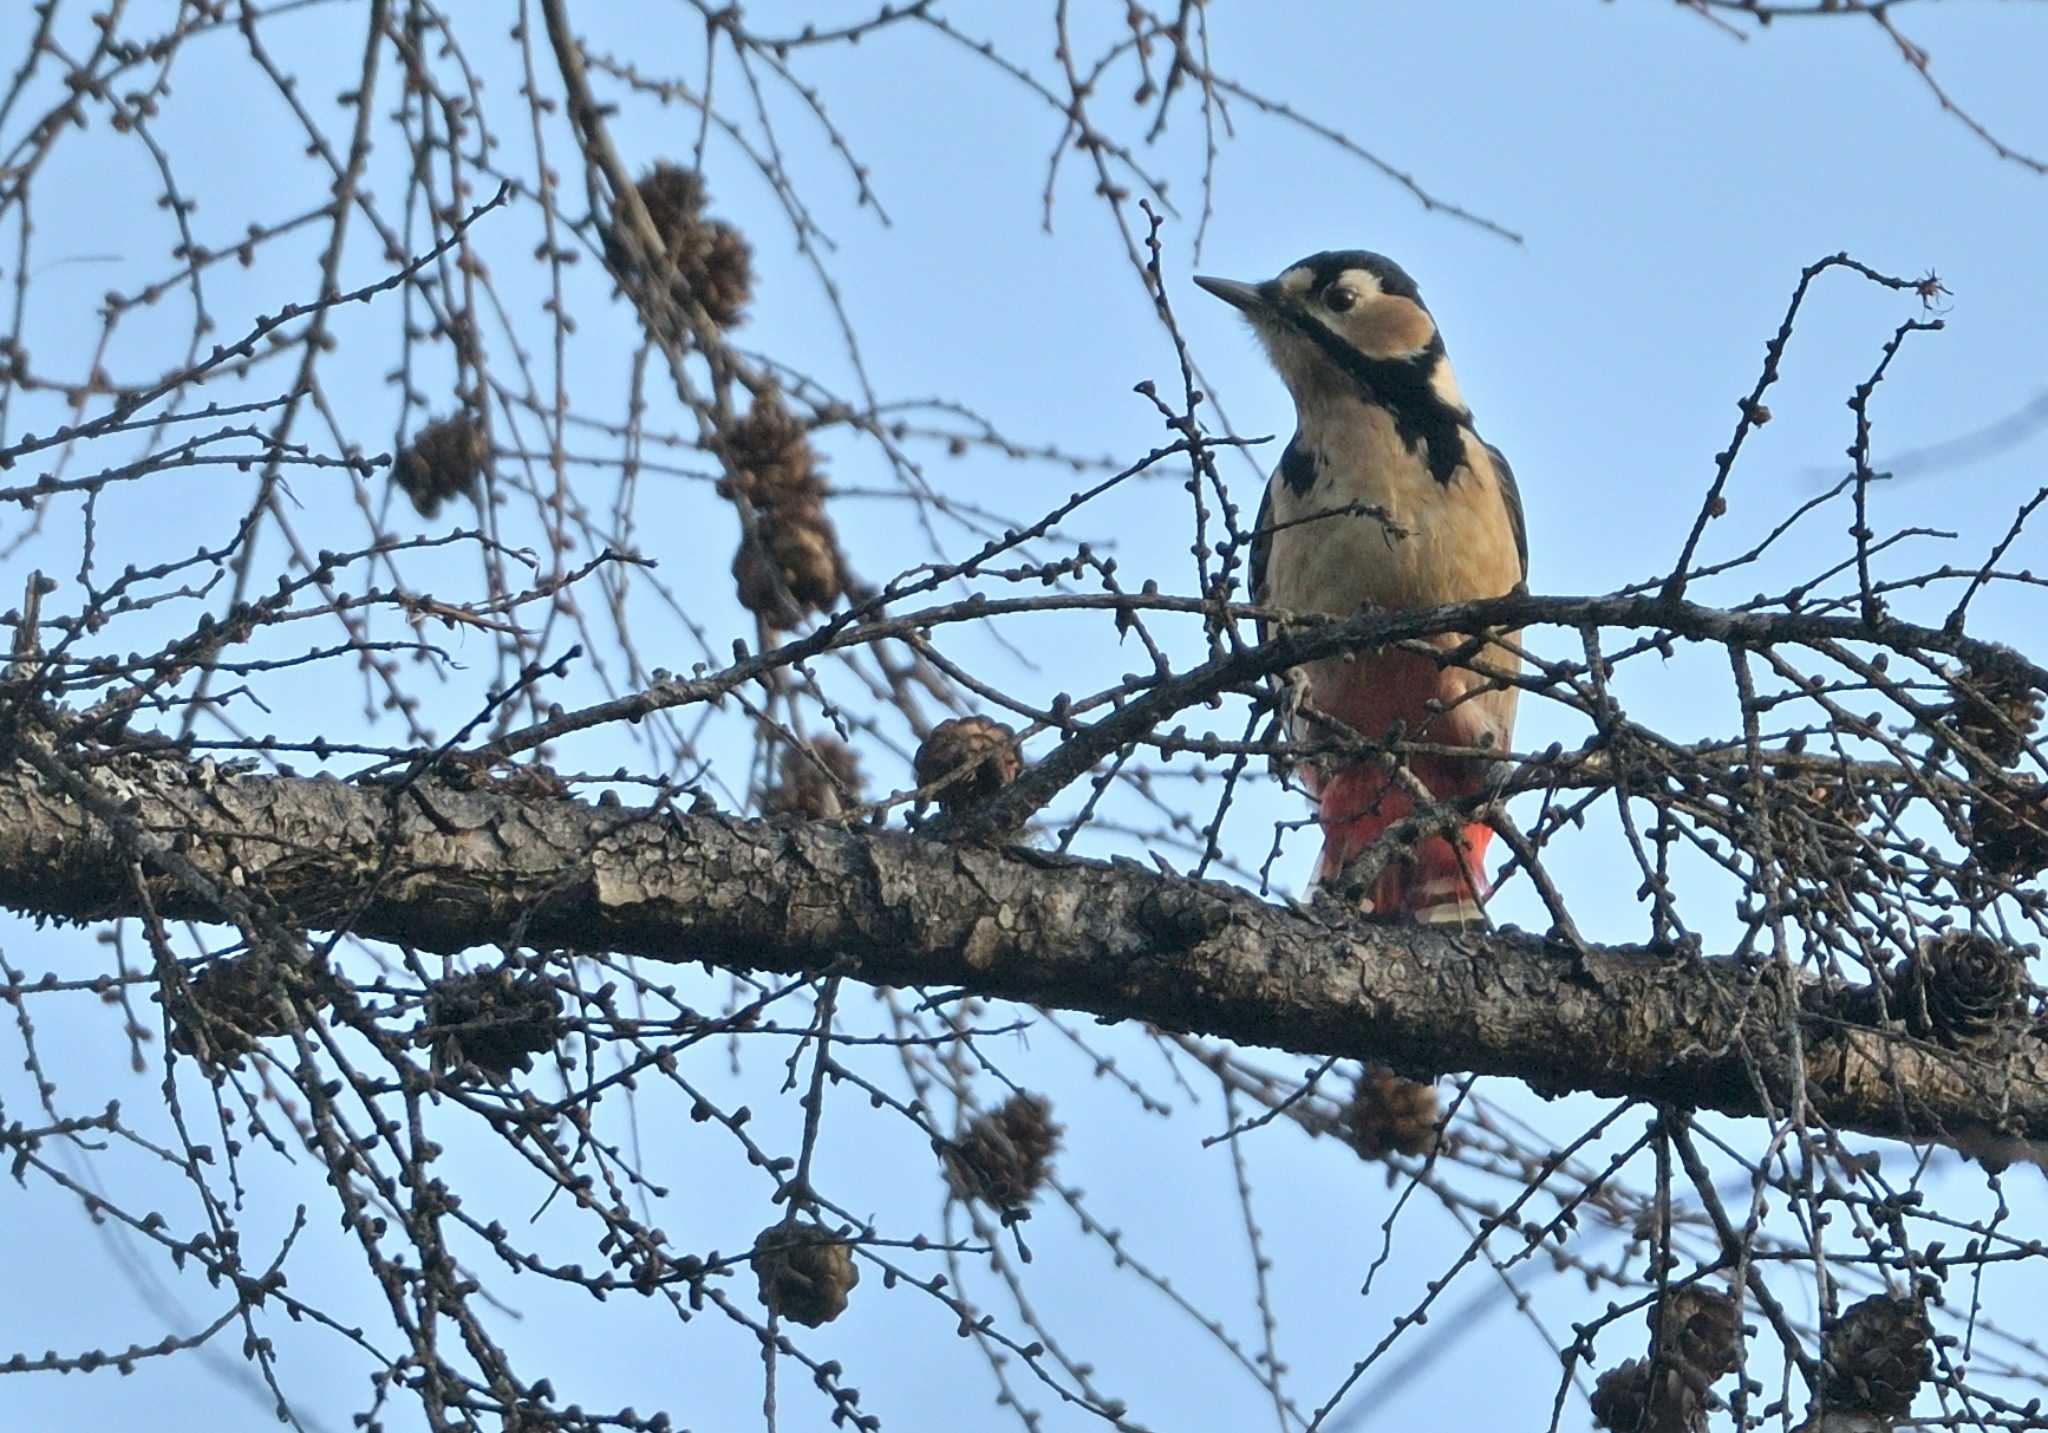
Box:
[1193, 274, 1272, 316]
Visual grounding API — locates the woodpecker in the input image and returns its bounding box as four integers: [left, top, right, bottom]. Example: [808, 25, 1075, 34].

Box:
[1196, 252, 1526, 921]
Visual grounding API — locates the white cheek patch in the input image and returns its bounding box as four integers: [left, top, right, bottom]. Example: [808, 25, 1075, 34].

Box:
[1333, 269, 1385, 300]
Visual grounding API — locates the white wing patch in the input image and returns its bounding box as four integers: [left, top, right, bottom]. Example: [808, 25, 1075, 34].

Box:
[1429, 356, 1467, 414]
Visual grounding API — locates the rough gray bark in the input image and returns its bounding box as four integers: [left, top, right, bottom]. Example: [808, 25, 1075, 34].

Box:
[1, 747, 2041, 1155]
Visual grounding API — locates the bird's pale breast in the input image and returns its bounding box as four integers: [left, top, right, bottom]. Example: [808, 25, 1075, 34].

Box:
[1260, 395, 1523, 756]
[1261, 397, 1521, 617]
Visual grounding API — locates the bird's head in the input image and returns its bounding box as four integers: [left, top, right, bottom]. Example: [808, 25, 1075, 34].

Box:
[1195, 251, 1461, 413]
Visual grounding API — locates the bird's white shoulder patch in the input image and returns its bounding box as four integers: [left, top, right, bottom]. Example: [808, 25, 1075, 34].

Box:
[1429, 357, 1467, 413]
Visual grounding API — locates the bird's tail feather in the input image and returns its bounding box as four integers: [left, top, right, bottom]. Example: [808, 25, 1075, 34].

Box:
[1310, 764, 1493, 921]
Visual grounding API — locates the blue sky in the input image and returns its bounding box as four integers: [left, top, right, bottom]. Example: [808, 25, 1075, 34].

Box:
[3, 4, 2046, 1431]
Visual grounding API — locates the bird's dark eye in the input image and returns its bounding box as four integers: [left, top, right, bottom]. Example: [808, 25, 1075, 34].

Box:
[1323, 287, 1357, 313]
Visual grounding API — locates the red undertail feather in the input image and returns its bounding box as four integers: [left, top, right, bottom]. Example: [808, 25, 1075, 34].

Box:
[1310, 761, 1494, 920]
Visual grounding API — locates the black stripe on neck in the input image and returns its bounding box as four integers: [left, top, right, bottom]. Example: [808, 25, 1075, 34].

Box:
[1295, 322, 1465, 486]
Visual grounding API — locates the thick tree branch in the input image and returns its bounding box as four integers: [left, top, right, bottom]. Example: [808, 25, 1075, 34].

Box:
[0, 749, 2041, 1156]
[458, 587, 2042, 839]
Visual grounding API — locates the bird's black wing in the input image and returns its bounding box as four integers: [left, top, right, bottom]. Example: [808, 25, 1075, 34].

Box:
[1247, 477, 1273, 645]
[1483, 440, 1528, 579]
[1245, 473, 1306, 765]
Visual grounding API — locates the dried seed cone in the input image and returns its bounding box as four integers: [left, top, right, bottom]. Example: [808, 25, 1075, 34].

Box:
[1654, 1284, 1741, 1387]
[1777, 774, 1869, 880]
[1791, 1412, 1890, 1433]
[719, 394, 845, 623]
[1588, 1360, 1648, 1433]
[616, 162, 753, 329]
[485, 761, 571, 801]
[687, 221, 753, 329]
[750, 1221, 858, 1327]
[1822, 1295, 1932, 1420]
[426, 963, 562, 1081]
[1344, 1065, 1439, 1159]
[1970, 778, 2048, 880]
[168, 951, 310, 1070]
[718, 394, 812, 499]
[1942, 663, 2041, 768]
[763, 736, 864, 819]
[734, 519, 842, 619]
[943, 1092, 1061, 1209]
[914, 715, 1022, 813]
[392, 412, 487, 518]
[425, 753, 570, 800]
[635, 162, 707, 241]
[1590, 1358, 1706, 1433]
[1892, 931, 2022, 1044]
